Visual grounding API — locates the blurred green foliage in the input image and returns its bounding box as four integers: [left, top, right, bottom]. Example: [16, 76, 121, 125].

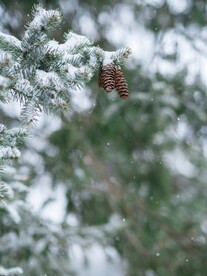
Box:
[1, 0, 207, 275]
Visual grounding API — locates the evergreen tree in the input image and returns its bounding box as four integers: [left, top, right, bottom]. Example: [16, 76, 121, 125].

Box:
[0, 5, 130, 275]
[1, 1, 207, 276]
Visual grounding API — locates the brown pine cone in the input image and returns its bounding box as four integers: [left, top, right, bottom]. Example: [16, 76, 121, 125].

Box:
[115, 68, 129, 99]
[98, 63, 116, 93]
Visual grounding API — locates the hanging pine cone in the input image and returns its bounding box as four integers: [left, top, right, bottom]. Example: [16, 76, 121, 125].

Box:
[98, 63, 116, 93]
[115, 68, 129, 99]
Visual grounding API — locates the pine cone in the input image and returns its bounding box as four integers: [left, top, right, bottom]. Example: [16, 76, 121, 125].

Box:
[98, 63, 116, 93]
[115, 68, 129, 99]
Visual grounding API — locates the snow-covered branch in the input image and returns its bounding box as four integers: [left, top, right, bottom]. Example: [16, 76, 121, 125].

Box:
[0, 5, 131, 122]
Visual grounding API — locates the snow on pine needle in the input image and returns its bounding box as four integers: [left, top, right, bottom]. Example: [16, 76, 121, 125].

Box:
[0, 5, 131, 124]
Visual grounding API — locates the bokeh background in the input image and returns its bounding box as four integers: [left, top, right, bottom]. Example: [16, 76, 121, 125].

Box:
[1, 0, 207, 275]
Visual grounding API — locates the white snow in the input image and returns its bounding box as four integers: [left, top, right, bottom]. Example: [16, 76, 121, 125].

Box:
[102, 51, 114, 66]
[0, 32, 21, 48]
[0, 147, 21, 159]
[70, 244, 125, 276]
[0, 266, 23, 275]
[64, 31, 92, 48]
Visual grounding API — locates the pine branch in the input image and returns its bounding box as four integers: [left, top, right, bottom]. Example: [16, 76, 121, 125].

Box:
[0, 183, 9, 200]
[0, 33, 21, 57]
[0, 5, 130, 124]
[0, 124, 28, 167]
[0, 4, 130, 171]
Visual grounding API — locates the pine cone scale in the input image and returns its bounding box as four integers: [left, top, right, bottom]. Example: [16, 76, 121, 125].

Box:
[115, 69, 129, 99]
[98, 64, 116, 93]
